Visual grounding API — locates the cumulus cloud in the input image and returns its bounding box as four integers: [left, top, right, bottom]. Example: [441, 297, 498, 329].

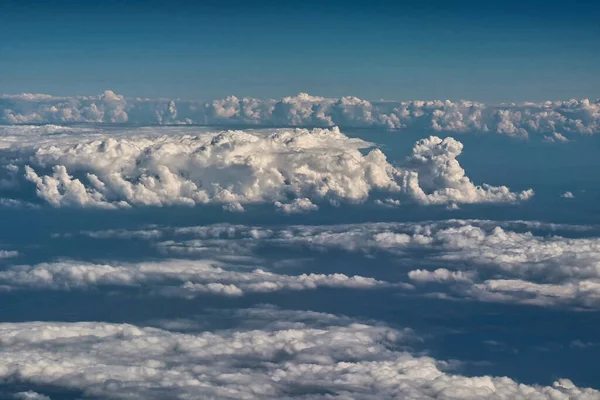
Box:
[1, 126, 531, 209]
[12, 392, 51, 400]
[1, 91, 599, 137]
[0, 315, 597, 399]
[1, 90, 128, 124]
[0, 259, 391, 297]
[392, 224, 600, 308]
[397, 136, 534, 205]
[408, 268, 476, 283]
[274, 197, 318, 213]
[544, 132, 570, 143]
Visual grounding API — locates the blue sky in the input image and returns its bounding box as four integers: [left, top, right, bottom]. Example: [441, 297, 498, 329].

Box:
[1, 0, 599, 103]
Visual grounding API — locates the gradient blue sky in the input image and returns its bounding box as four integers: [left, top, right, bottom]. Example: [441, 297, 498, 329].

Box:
[1, 0, 599, 103]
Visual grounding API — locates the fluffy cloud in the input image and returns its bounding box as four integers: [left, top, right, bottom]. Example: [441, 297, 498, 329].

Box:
[12, 392, 51, 400]
[28, 216, 600, 308]
[1, 91, 599, 137]
[561, 191, 575, 198]
[1, 126, 531, 208]
[0, 259, 391, 297]
[0, 250, 18, 259]
[397, 136, 534, 205]
[408, 268, 476, 283]
[274, 197, 318, 213]
[1, 90, 128, 124]
[0, 312, 597, 400]
[465, 279, 600, 308]
[90, 219, 600, 309]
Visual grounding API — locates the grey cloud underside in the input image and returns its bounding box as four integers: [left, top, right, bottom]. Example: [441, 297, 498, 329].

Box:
[0, 126, 532, 209]
[69, 219, 600, 309]
[0, 308, 597, 400]
[1, 91, 600, 137]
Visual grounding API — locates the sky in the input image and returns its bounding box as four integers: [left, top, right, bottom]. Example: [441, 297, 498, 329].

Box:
[1, 0, 599, 103]
[1, 2, 600, 399]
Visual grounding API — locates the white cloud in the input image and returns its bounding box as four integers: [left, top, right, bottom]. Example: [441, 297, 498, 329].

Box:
[139, 220, 600, 309]
[2, 126, 531, 209]
[544, 132, 570, 143]
[408, 268, 476, 283]
[397, 136, 534, 205]
[52, 218, 600, 309]
[374, 198, 402, 208]
[0, 315, 596, 399]
[0, 259, 391, 297]
[12, 392, 51, 400]
[466, 279, 600, 308]
[1, 91, 599, 137]
[274, 197, 318, 213]
[561, 191, 575, 198]
[0, 198, 39, 209]
[0, 250, 18, 259]
[1, 90, 128, 124]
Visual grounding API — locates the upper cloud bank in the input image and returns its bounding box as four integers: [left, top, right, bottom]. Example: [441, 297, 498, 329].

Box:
[2, 91, 599, 138]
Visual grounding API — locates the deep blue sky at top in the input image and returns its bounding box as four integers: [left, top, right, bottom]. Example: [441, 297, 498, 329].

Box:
[1, 0, 598, 103]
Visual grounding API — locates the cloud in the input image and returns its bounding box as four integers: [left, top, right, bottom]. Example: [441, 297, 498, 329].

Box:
[0, 250, 18, 259]
[108, 219, 600, 309]
[18, 215, 600, 309]
[465, 279, 600, 308]
[561, 191, 575, 198]
[408, 268, 476, 283]
[274, 197, 318, 213]
[1, 126, 531, 209]
[1, 91, 599, 137]
[12, 392, 51, 400]
[0, 198, 39, 209]
[1, 90, 128, 124]
[0, 314, 596, 399]
[544, 132, 570, 143]
[397, 136, 534, 205]
[0, 259, 392, 297]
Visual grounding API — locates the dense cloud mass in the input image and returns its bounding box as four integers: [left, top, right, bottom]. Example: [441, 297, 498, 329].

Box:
[0, 308, 598, 400]
[1, 91, 599, 137]
[0, 126, 532, 209]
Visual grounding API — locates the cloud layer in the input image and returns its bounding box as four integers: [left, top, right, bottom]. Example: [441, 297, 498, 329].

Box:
[0, 309, 597, 399]
[0, 126, 532, 209]
[70, 219, 600, 309]
[2, 91, 600, 138]
[0, 259, 392, 297]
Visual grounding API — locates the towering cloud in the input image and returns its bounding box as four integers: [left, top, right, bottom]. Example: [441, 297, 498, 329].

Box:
[0, 126, 532, 209]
